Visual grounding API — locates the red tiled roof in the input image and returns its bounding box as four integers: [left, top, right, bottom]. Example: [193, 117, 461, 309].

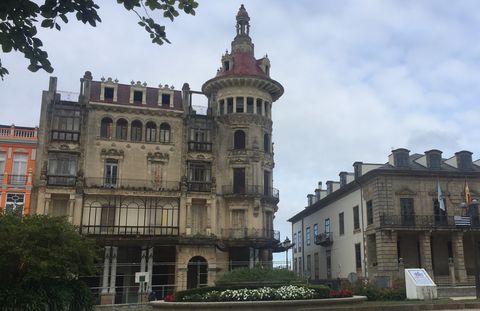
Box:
[217, 52, 267, 78]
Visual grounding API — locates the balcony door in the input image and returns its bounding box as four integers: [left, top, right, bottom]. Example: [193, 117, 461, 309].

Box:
[400, 198, 415, 226]
[233, 168, 245, 194]
[105, 159, 118, 187]
[263, 171, 270, 196]
[11, 153, 28, 184]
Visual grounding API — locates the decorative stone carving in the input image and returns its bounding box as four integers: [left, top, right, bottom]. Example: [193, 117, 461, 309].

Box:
[395, 187, 417, 196]
[100, 148, 125, 158]
[147, 152, 169, 163]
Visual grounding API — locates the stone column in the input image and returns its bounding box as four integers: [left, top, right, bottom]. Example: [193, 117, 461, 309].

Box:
[139, 248, 147, 293]
[185, 203, 192, 236]
[100, 246, 114, 305]
[44, 194, 51, 215]
[67, 194, 75, 223]
[452, 231, 468, 283]
[449, 257, 456, 286]
[419, 232, 434, 278]
[206, 202, 211, 235]
[109, 247, 118, 298]
[147, 247, 154, 292]
[375, 230, 398, 284]
[208, 263, 217, 287]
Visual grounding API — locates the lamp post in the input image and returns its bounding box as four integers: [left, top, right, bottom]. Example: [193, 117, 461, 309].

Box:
[282, 237, 292, 270]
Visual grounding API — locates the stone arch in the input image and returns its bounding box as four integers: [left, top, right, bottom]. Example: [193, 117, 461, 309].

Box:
[187, 256, 208, 289]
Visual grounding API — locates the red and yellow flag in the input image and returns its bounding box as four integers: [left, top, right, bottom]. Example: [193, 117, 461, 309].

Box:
[465, 179, 472, 204]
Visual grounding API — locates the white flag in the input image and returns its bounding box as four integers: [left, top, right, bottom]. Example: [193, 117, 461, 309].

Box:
[437, 181, 446, 211]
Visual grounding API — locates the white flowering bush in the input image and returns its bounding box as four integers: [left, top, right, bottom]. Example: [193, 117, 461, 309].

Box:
[181, 285, 317, 302]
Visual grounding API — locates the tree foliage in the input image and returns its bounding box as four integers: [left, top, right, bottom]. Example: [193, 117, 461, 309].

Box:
[0, 0, 199, 79]
[0, 212, 98, 310]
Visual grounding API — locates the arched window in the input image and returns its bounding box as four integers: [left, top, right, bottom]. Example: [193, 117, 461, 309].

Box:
[234, 130, 246, 150]
[100, 117, 113, 138]
[131, 120, 143, 142]
[145, 122, 157, 142]
[116, 119, 128, 140]
[263, 133, 270, 153]
[159, 123, 171, 143]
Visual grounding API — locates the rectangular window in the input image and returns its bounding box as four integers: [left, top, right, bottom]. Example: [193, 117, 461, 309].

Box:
[219, 100, 225, 115]
[263, 170, 270, 196]
[246, 97, 254, 113]
[0, 152, 5, 179]
[324, 218, 330, 233]
[5, 193, 24, 214]
[187, 162, 212, 192]
[355, 243, 362, 269]
[231, 210, 245, 229]
[400, 198, 415, 226]
[339, 212, 345, 235]
[236, 97, 244, 113]
[256, 98, 263, 115]
[10, 153, 28, 185]
[51, 109, 80, 142]
[353, 205, 360, 230]
[104, 159, 118, 187]
[47, 153, 78, 186]
[297, 230, 302, 252]
[313, 223, 318, 238]
[293, 232, 297, 252]
[306, 226, 311, 246]
[233, 168, 245, 194]
[314, 252, 319, 279]
[366, 200, 373, 225]
[104, 87, 114, 100]
[161, 93, 171, 106]
[264, 101, 270, 117]
[306, 254, 311, 277]
[133, 90, 143, 103]
[227, 98, 234, 113]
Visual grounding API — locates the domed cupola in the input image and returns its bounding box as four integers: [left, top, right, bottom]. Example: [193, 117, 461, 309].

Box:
[202, 4, 283, 102]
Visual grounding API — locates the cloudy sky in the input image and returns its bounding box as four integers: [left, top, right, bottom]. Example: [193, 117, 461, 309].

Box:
[1, 1, 480, 261]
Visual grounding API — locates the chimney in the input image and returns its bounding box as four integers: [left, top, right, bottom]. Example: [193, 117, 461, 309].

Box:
[315, 182, 322, 201]
[354, 162, 362, 179]
[339, 172, 348, 187]
[307, 194, 314, 206]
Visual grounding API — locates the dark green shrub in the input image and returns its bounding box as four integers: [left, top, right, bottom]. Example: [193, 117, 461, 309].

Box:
[306, 284, 331, 299]
[347, 280, 406, 301]
[215, 266, 303, 287]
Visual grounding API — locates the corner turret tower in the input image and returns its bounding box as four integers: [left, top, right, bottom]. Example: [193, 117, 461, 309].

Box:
[202, 4, 284, 266]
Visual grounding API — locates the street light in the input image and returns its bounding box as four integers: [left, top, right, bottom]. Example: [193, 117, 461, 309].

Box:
[282, 237, 292, 270]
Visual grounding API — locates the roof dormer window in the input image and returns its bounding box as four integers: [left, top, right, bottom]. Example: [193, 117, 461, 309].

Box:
[104, 87, 114, 101]
[133, 90, 143, 103]
[425, 150, 442, 169]
[392, 148, 410, 168]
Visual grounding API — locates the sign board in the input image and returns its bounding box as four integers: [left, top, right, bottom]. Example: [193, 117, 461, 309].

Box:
[135, 272, 150, 283]
[405, 268, 437, 300]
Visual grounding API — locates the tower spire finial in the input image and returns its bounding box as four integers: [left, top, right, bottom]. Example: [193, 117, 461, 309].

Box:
[236, 4, 250, 36]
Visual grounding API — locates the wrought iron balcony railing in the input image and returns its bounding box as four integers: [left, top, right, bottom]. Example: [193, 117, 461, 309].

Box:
[80, 225, 179, 236]
[187, 181, 212, 192]
[47, 175, 76, 186]
[379, 214, 480, 229]
[188, 141, 212, 152]
[221, 228, 280, 241]
[314, 232, 333, 246]
[222, 185, 279, 201]
[84, 178, 180, 191]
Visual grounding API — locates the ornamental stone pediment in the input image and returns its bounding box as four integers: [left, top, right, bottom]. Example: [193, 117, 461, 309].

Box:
[395, 187, 417, 196]
[147, 151, 169, 162]
[100, 148, 124, 158]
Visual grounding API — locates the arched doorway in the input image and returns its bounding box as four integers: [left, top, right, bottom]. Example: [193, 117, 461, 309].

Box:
[187, 256, 208, 289]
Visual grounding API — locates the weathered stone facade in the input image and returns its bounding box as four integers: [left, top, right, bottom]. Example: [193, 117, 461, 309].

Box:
[289, 148, 480, 287]
[32, 6, 283, 304]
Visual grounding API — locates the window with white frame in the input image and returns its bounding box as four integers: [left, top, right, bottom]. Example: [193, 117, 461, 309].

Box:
[6, 193, 24, 214]
[306, 226, 311, 246]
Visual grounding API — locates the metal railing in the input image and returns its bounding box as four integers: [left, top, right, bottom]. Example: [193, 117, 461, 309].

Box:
[222, 185, 279, 200]
[379, 214, 480, 229]
[188, 141, 212, 152]
[314, 232, 333, 246]
[187, 181, 212, 192]
[7, 175, 27, 185]
[84, 178, 180, 191]
[47, 175, 76, 186]
[80, 225, 179, 236]
[221, 228, 280, 241]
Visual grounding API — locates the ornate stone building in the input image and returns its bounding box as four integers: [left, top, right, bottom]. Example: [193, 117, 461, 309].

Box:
[33, 5, 282, 304]
[289, 149, 480, 287]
